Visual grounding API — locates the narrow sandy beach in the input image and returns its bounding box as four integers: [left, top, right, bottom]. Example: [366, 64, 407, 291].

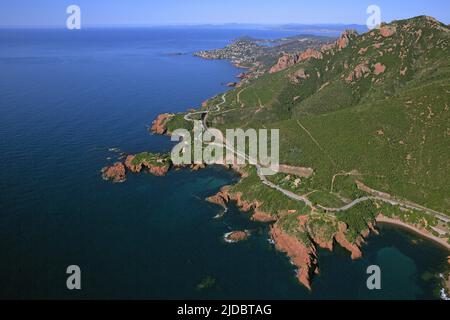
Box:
[376, 215, 450, 251]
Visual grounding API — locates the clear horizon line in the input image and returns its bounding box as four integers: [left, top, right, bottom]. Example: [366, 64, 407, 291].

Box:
[0, 22, 371, 29]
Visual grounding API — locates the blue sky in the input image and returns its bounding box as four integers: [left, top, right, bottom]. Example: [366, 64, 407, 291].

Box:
[0, 0, 449, 27]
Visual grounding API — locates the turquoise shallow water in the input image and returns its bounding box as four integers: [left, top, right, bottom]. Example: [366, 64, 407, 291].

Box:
[0, 28, 448, 299]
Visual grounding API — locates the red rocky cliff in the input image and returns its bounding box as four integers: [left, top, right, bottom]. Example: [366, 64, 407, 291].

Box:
[269, 48, 324, 74]
[151, 113, 174, 135]
[102, 162, 126, 183]
[269, 53, 300, 73]
[270, 225, 319, 291]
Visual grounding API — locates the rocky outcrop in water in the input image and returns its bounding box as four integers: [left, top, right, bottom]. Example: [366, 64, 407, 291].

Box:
[334, 223, 363, 260]
[102, 162, 126, 183]
[225, 231, 249, 243]
[270, 225, 319, 290]
[102, 152, 172, 183]
[124, 154, 171, 177]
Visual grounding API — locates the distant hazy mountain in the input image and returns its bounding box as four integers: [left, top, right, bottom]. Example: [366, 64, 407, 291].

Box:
[169, 23, 368, 36]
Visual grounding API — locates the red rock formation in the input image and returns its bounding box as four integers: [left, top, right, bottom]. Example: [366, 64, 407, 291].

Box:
[346, 61, 371, 82]
[269, 48, 324, 74]
[373, 62, 386, 75]
[269, 53, 300, 73]
[206, 193, 227, 208]
[147, 164, 170, 177]
[299, 48, 323, 61]
[206, 186, 277, 222]
[102, 162, 126, 183]
[225, 231, 249, 242]
[151, 113, 173, 135]
[336, 30, 357, 50]
[334, 222, 363, 260]
[124, 155, 142, 173]
[124, 154, 170, 177]
[313, 234, 334, 251]
[252, 212, 278, 223]
[380, 26, 396, 37]
[303, 216, 336, 251]
[271, 225, 318, 290]
[368, 222, 380, 235]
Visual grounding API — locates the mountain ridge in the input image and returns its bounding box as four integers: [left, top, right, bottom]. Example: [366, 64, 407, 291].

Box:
[149, 15, 450, 290]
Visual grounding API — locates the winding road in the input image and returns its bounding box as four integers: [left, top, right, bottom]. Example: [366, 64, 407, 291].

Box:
[183, 92, 450, 224]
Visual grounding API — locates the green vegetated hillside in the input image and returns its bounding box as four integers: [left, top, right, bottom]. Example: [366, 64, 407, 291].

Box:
[162, 16, 450, 259]
[207, 16, 450, 216]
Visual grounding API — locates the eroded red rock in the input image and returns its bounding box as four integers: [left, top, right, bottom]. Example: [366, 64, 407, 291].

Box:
[269, 48, 324, 74]
[334, 222, 363, 260]
[124, 155, 142, 173]
[225, 231, 249, 243]
[125, 154, 171, 177]
[270, 225, 318, 290]
[206, 186, 277, 222]
[346, 61, 370, 82]
[151, 113, 173, 135]
[299, 48, 323, 61]
[269, 53, 300, 73]
[380, 26, 396, 37]
[102, 162, 126, 183]
[373, 62, 386, 75]
[336, 30, 358, 50]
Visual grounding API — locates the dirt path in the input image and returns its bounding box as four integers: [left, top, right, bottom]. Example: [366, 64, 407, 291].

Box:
[237, 87, 248, 108]
[296, 120, 337, 168]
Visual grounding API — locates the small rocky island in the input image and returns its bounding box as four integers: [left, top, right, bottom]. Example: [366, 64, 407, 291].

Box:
[102, 152, 172, 182]
[224, 231, 250, 243]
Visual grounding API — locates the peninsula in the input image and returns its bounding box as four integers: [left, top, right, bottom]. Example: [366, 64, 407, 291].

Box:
[104, 16, 450, 293]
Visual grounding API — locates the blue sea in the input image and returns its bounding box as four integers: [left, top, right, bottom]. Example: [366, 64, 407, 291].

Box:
[0, 27, 448, 300]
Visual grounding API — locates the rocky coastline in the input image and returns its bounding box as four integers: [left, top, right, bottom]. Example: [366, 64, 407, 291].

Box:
[270, 224, 319, 290]
[206, 185, 277, 223]
[204, 181, 380, 289]
[104, 23, 450, 292]
[151, 113, 174, 135]
[102, 152, 172, 182]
